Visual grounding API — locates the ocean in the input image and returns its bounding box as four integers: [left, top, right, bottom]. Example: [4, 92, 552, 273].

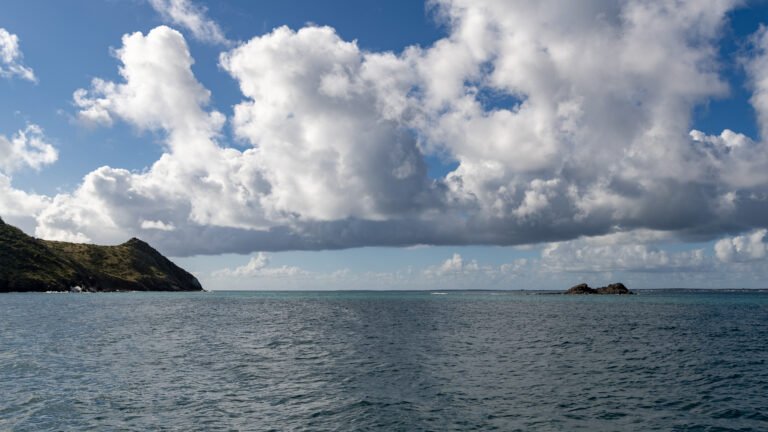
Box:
[1, 290, 767, 431]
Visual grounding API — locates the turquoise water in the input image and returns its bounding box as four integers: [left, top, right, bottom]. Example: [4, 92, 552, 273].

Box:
[1, 290, 767, 431]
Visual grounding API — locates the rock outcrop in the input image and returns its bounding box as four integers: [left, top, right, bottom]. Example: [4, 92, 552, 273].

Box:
[565, 282, 633, 295]
[0, 217, 203, 292]
[565, 283, 598, 294]
[596, 283, 631, 294]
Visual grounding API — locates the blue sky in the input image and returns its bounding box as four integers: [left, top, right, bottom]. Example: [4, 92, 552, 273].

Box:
[3, 0, 768, 290]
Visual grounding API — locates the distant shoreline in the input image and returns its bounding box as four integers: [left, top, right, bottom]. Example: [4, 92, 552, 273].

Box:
[4, 287, 768, 295]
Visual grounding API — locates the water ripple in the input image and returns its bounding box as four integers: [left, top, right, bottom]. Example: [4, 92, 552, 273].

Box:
[1, 291, 767, 430]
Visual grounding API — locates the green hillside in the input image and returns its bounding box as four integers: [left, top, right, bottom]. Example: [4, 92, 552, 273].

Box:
[0, 217, 203, 292]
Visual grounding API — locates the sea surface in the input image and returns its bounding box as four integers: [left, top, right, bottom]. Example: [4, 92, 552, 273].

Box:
[1, 290, 768, 431]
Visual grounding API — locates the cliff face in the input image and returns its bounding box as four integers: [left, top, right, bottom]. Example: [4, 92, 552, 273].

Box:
[0, 217, 203, 292]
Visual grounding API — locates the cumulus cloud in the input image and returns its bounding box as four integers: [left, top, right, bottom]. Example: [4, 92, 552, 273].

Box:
[147, 0, 229, 45]
[212, 252, 305, 278]
[0, 28, 36, 82]
[421, 253, 530, 283]
[0, 125, 56, 231]
[43, 24, 437, 251]
[0, 124, 58, 174]
[73, 25, 224, 135]
[425, 253, 479, 276]
[141, 219, 176, 231]
[714, 229, 768, 263]
[45, 26, 271, 245]
[207, 252, 533, 290]
[414, 0, 744, 235]
[221, 25, 437, 221]
[541, 239, 708, 273]
[0, 173, 51, 231]
[747, 25, 768, 139]
[22, 0, 768, 259]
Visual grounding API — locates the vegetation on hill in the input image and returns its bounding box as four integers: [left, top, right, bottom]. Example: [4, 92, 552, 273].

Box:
[0, 217, 203, 292]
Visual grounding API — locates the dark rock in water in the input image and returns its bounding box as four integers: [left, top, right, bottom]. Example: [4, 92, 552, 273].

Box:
[565, 282, 633, 295]
[0, 216, 203, 293]
[596, 283, 631, 294]
[565, 283, 598, 294]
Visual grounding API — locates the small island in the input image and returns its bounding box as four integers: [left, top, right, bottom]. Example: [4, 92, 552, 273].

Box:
[0, 217, 202, 293]
[565, 282, 633, 295]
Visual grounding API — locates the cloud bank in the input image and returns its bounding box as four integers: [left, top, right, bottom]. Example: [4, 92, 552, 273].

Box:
[5, 0, 768, 260]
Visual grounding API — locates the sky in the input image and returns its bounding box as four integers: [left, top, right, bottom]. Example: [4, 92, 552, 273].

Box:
[3, 0, 768, 290]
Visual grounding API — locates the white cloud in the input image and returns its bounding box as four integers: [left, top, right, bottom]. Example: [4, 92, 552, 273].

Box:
[0, 124, 57, 174]
[0, 125, 57, 232]
[414, 0, 737, 226]
[424, 253, 481, 276]
[73, 26, 224, 137]
[500, 259, 529, 276]
[747, 25, 768, 140]
[714, 229, 768, 263]
[541, 234, 709, 273]
[23, 1, 768, 262]
[0, 173, 51, 232]
[212, 252, 306, 278]
[221, 25, 436, 222]
[46, 24, 437, 252]
[207, 252, 535, 290]
[147, 0, 228, 45]
[46, 26, 272, 245]
[141, 219, 176, 231]
[422, 253, 530, 282]
[0, 28, 35, 82]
